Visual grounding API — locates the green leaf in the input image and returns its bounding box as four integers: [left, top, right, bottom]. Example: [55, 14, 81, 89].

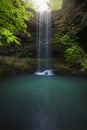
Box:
[0, 0, 34, 46]
[0, 42, 3, 46]
[7, 35, 21, 45]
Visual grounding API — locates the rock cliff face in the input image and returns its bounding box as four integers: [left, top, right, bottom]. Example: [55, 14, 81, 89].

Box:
[52, 0, 87, 31]
[52, 0, 87, 50]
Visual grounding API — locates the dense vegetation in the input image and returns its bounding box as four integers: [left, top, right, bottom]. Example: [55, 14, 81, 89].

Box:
[48, 0, 63, 10]
[53, 25, 87, 71]
[0, 0, 33, 46]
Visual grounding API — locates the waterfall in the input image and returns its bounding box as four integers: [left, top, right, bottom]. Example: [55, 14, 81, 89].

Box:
[35, 10, 53, 76]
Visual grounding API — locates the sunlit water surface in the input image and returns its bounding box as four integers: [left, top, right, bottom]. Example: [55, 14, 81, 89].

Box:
[0, 75, 87, 130]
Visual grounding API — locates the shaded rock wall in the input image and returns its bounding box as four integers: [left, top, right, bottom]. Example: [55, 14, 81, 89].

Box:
[52, 0, 87, 31]
[52, 0, 87, 50]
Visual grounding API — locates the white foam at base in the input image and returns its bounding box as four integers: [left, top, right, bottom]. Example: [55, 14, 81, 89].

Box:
[35, 70, 54, 76]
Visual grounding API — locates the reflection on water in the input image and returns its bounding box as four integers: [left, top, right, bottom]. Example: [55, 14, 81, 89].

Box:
[0, 75, 87, 130]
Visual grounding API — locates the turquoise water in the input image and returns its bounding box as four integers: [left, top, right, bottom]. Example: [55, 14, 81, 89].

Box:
[0, 75, 87, 130]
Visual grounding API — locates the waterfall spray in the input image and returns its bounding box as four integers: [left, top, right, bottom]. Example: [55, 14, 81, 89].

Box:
[35, 10, 53, 76]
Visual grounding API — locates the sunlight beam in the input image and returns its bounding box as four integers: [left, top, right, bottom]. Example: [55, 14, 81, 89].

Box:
[33, 0, 49, 11]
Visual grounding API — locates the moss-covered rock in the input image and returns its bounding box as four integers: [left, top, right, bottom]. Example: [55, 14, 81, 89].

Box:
[0, 56, 37, 77]
[0, 56, 87, 77]
[52, 58, 87, 77]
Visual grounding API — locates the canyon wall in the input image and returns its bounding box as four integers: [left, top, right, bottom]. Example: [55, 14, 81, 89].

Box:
[52, 0, 87, 50]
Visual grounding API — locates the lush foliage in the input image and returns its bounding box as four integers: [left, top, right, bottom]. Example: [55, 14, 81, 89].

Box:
[55, 33, 75, 46]
[48, 0, 63, 10]
[64, 45, 84, 65]
[54, 25, 79, 46]
[54, 25, 87, 71]
[0, 0, 34, 46]
[81, 57, 87, 71]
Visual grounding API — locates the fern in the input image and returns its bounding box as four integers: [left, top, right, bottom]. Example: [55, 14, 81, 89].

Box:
[0, 0, 34, 46]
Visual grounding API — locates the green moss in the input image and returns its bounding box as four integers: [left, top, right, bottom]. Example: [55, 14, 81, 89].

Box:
[0, 56, 37, 77]
[81, 58, 87, 71]
[53, 25, 87, 71]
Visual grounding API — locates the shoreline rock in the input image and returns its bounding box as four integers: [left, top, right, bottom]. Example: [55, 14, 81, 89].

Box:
[0, 56, 87, 78]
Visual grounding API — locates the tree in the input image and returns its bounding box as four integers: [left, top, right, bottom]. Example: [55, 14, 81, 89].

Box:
[0, 0, 34, 46]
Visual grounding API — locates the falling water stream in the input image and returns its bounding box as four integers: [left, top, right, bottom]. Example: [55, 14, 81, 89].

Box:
[35, 10, 53, 75]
